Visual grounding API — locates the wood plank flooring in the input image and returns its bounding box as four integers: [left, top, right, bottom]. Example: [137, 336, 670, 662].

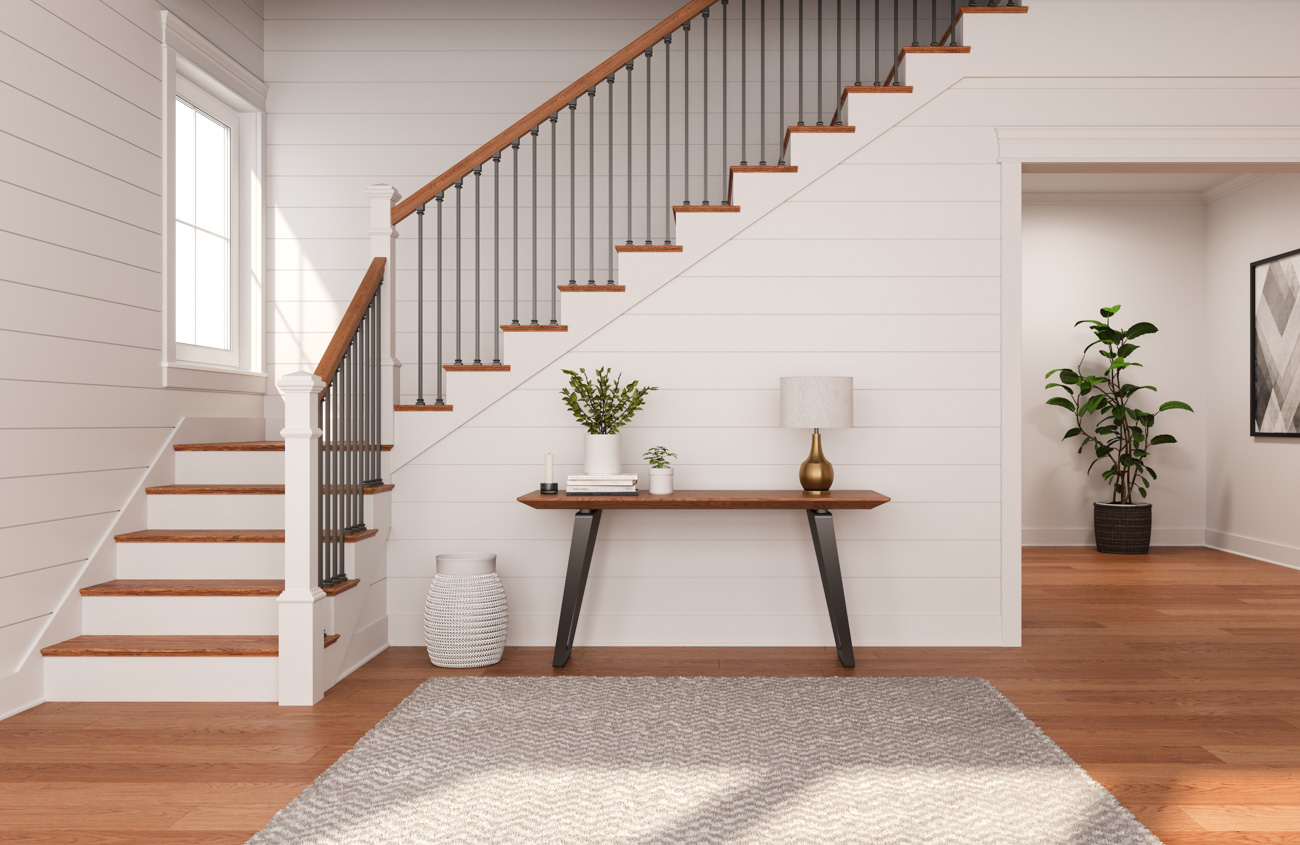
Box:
[3, 546, 1299, 843]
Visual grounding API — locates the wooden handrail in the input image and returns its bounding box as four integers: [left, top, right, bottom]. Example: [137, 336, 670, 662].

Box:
[315, 256, 385, 396]
[391, 0, 716, 225]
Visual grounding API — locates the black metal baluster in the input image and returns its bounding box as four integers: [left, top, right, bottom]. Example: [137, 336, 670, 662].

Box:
[607, 75, 615, 282]
[587, 88, 595, 284]
[644, 47, 653, 244]
[435, 192, 444, 403]
[683, 21, 690, 206]
[454, 178, 463, 363]
[568, 101, 577, 285]
[473, 166, 481, 365]
[816, 0, 824, 125]
[874, 0, 881, 84]
[702, 9, 710, 203]
[778, 0, 785, 165]
[511, 140, 520, 324]
[834, 0, 842, 124]
[415, 204, 425, 404]
[531, 126, 539, 323]
[759, 0, 766, 165]
[626, 61, 633, 245]
[912, 0, 919, 46]
[892, 0, 901, 85]
[797, 0, 804, 125]
[740, 0, 747, 164]
[550, 113, 559, 323]
[664, 33, 671, 243]
[722, 0, 729, 202]
[492, 153, 501, 363]
[931, 0, 938, 44]
[855, 0, 861, 84]
[950, 0, 959, 46]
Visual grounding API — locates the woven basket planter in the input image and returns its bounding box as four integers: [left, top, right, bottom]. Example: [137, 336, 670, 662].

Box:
[424, 553, 507, 668]
[1093, 503, 1152, 555]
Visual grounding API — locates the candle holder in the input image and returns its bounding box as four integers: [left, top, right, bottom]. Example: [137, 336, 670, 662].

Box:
[539, 482, 559, 495]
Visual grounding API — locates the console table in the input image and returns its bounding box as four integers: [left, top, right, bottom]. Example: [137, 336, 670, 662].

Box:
[517, 489, 890, 668]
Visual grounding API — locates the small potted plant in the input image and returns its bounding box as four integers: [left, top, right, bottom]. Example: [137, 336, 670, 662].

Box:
[643, 446, 678, 494]
[1044, 304, 1193, 554]
[560, 367, 656, 475]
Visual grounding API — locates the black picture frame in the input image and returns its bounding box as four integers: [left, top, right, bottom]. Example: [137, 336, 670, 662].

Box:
[1250, 246, 1300, 437]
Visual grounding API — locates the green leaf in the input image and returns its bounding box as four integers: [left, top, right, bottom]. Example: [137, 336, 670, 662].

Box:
[1102, 468, 1116, 480]
[1147, 467, 1158, 480]
[1138, 486, 1147, 498]
[1100, 304, 1122, 318]
[1158, 400, 1193, 413]
[1046, 382, 1074, 395]
[1046, 396, 1076, 411]
[1058, 369, 1079, 385]
[1149, 434, 1178, 446]
[1062, 427, 1083, 440]
[1117, 343, 1139, 358]
[1125, 321, 1158, 339]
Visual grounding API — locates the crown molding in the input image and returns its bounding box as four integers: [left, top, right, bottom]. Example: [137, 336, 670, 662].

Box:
[1202, 173, 1272, 203]
[1022, 191, 1205, 206]
[161, 11, 267, 112]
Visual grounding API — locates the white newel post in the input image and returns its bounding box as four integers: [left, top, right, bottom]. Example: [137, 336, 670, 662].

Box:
[278, 371, 328, 706]
[366, 184, 401, 447]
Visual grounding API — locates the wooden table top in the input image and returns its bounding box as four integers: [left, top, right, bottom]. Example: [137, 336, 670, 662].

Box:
[517, 489, 890, 510]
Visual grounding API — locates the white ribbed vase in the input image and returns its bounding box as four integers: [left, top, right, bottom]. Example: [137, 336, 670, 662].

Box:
[424, 553, 507, 668]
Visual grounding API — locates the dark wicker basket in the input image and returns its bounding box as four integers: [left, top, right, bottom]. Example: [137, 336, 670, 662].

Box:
[1093, 502, 1152, 555]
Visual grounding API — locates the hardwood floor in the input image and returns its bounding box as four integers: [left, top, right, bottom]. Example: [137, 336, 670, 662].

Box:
[3, 546, 1300, 843]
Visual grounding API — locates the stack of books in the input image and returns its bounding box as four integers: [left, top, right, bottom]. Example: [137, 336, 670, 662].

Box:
[565, 474, 639, 496]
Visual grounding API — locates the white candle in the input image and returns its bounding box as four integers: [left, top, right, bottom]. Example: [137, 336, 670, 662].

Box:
[545, 452, 554, 484]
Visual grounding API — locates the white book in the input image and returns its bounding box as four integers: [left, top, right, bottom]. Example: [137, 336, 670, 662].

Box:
[566, 475, 638, 485]
[565, 485, 641, 493]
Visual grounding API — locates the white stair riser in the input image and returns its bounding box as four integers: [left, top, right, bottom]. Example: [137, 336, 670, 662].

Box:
[44, 656, 278, 702]
[175, 451, 286, 485]
[116, 542, 289, 579]
[82, 596, 279, 635]
[147, 493, 382, 530]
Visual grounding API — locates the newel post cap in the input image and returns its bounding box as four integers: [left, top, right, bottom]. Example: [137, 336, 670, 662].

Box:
[364, 183, 401, 202]
[277, 370, 324, 395]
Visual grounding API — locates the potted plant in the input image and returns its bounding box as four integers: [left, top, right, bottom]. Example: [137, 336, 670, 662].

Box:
[560, 367, 656, 475]
[1044, 304, 1193, 555]
[643, 446, 678, 494]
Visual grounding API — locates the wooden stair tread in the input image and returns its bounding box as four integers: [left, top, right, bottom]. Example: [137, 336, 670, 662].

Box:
[501, 324, 567, 332]
[901, 45, 971, 53]
[41, 633, 340, 657]
[558, 284, 625, 292]
[443, 364, 510, 372]
[395, 403, 454, 411]
[787, 124, 855, 133]
[145, 483, 394, 495]
[961, 4, 1028, 12]
[323, 579, 361, 596]
[113, 528, 378, 543]
[81, 580, 284, 597]
[174, 441, 392, 452]
[843, 85, 913, 93]
[615, 244, 683, 253]
[731, 166, 796, 173]
[673, 205, 740, 213]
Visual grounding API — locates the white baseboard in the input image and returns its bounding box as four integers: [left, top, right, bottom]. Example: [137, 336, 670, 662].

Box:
[0, 662, 43, 721]
[1022, 527, 1207, 546]
[1205, 530, 1300, 571]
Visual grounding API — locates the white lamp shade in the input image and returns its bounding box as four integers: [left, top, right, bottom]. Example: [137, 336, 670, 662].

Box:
[780, 376, 854, 429]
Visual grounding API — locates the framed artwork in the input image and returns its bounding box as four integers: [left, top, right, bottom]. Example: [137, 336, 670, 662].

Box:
[1251, 246, 1300, 437]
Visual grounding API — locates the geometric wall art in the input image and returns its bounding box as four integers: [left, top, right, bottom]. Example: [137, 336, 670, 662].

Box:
[1252, 247, 1300, 436]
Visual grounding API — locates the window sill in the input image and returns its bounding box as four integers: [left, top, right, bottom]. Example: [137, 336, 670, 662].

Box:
[162, 360, 267, 394]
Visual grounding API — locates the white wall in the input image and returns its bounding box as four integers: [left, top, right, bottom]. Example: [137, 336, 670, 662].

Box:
[0, 0, 266, 718]
[1205, 175, 1300, 568]
[1021, 201, 1208, 545]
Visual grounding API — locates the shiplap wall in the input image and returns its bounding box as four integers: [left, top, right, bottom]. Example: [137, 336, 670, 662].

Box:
[0, 0, 265, 718]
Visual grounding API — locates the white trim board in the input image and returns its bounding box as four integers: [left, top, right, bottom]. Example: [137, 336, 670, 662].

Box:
[1205, 530, 1300, 571]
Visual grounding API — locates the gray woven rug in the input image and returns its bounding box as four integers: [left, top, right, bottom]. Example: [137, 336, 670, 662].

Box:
[249, 676, 1160, 844]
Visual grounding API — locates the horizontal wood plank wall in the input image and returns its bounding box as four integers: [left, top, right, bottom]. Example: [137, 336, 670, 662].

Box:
[0, 0, 265, 718]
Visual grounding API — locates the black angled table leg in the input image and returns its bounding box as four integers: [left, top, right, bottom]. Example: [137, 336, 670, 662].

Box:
[553, 508, 602, 667]
[807, 508, 856, 667]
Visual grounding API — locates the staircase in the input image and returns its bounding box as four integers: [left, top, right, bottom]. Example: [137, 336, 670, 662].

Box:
[37, 1, 1033, 704]
[41, 441, 391, 702]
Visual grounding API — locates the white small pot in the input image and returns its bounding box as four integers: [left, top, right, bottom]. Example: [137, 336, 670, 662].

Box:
[649, 467, 674, 495]
[583, 433, 622, 475]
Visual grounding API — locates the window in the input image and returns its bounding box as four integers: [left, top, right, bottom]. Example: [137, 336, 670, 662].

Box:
[174, 85, 237, 364]
[161, 11, 267, 392]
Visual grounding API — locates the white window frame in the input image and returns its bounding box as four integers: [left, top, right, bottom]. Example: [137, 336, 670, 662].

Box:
[161, 11, 267, 393]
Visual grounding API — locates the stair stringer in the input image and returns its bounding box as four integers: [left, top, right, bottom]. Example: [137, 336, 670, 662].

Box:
[390, 58, 977, 473]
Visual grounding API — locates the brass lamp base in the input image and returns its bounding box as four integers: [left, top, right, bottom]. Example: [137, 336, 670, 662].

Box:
[799, 431, 834, 494]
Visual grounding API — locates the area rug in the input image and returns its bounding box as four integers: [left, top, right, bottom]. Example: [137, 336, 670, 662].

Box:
[248, 676, 1160, 844]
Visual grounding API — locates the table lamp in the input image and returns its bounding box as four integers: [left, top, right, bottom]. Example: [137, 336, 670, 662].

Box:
[780, 376, 854, 494]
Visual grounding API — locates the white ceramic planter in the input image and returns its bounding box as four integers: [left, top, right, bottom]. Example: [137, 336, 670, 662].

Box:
[649, 467, 674, 494]
[424, 553, 507, 668]
[583, 433, 622, 475]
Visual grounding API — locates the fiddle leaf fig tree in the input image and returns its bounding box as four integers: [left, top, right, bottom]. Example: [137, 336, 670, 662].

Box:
[1044, 304, 1193, 505]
